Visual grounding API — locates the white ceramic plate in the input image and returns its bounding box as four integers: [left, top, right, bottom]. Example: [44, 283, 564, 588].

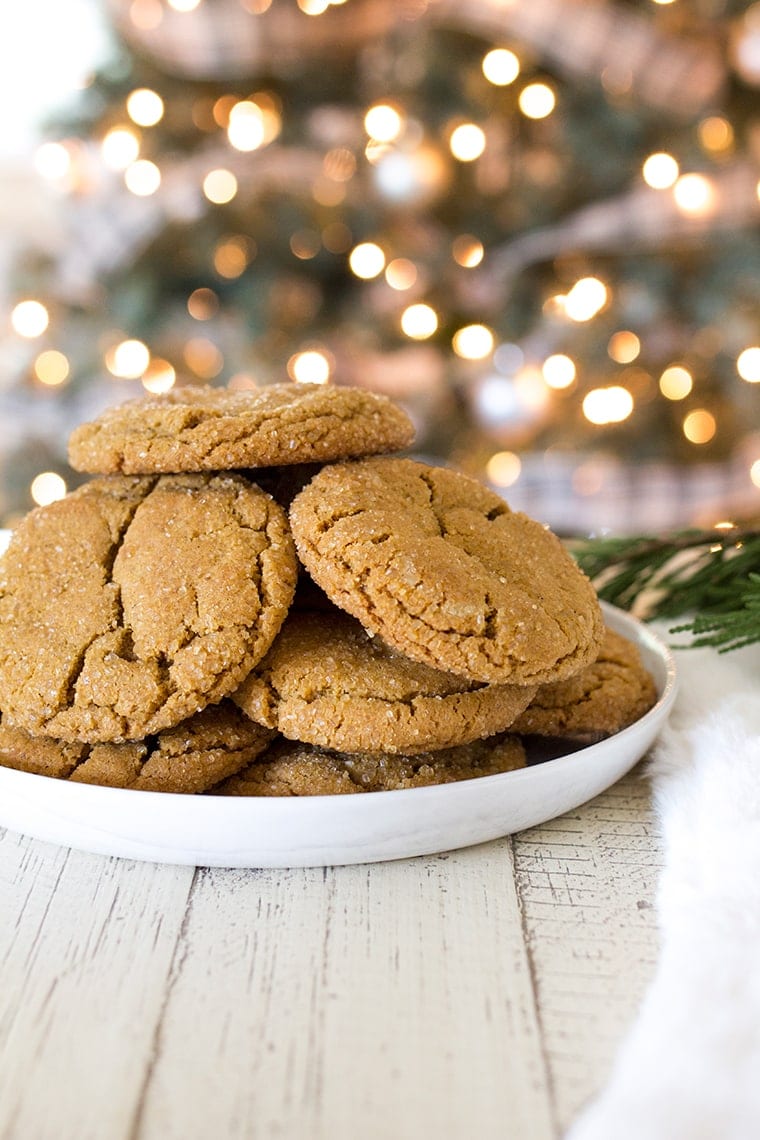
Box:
[0, 522, 676, 866]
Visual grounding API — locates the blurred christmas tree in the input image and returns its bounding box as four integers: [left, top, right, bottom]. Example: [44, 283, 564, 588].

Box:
[2, 0, 760, 532]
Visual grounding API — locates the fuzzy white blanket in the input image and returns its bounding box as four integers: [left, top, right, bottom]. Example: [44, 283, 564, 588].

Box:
[566, 633, 760, 1140]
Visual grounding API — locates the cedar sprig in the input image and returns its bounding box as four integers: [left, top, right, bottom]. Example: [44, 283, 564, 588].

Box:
[572, 525, 760, 652]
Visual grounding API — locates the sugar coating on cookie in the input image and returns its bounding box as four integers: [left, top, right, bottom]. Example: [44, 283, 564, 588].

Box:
[289, 457, 604, 686]
[67, 383, 415, 474]
[232, 607, 537, 753]
[0, 473, 297, 742]
[214, 733, 526, 796]
[512, 627, 658, 739]
[0, 702, 275, 793]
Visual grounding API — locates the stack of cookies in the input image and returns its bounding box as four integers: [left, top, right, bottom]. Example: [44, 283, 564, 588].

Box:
[0, 383, 656, 796]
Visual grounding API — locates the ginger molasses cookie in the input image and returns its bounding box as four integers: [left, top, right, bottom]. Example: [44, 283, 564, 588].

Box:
[0, 702, 275, 793]
[68, 383, 415, 475]
[0, 473, 296, 742]
[289, 457, 604, 686]
[232, 607, 537, 753]
[214, 733, 526, 796]
[512, 626, 658, 741]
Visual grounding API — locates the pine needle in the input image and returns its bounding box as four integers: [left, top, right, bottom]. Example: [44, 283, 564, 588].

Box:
[572, 525, 760, 652]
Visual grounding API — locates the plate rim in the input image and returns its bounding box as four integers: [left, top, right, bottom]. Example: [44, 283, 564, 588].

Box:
[0, 599, 677, 812]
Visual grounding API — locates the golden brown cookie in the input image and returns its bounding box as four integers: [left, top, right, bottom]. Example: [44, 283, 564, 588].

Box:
[67, 383, 415, 475]
[232, 607, 537, 753]
[0, 473, 296, 742]
[289, 457, 604, 686]
[214, 733, 526, 796]
[0, 702, 275, 793]
[512, 627, 658, 740]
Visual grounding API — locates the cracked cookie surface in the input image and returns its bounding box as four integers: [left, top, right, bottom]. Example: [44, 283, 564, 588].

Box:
[68, 383, 415, 474]
[0, 701, 275, 793]
[0, 473, 296, 742]
[214, 732, 526, 795]
[232, 606, 537, 753]
[512, 626, 658, 740]
[289, 457, 604, 686]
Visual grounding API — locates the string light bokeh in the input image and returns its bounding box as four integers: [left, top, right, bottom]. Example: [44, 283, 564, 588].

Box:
[1, 0, 760, 531]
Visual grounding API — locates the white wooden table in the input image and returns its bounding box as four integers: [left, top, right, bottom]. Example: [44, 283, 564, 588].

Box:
[0, 764, 662, 1140]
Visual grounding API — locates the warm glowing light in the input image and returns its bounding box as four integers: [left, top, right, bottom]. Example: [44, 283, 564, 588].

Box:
[737, 346, 760, 382]
[698, 116, 734, 154]
[167, 0, 201, 10]
[514, 366, 551, 414]
[518, 83, 556, 119]
[751, 459, 760, 489]
[102, 127, 140, 170]
[564, 277, 608, 322]
[659, 365, 693, 400]
[642, 152, 679, 189]
[203, 168, 238, 204]
[126, 88, 164, 127]
[608, 330, 640, 364]
[213, 235, 253, 277]
[349, 242, 386, 279]
[129, 0, 163, 31]
[187, 287, 219, 320]
[313, 176, 347, 207]
[452, 324, 495, 361]
[486, 451, 522, 487]
[212, 95, 237, 127]
[106, 338, 150, 379]
[227, 372, 257, 390]
[290, 230, 321, 260]
[11, 300, 49, 338]
[364, 104, 403, 143]
[385, 258, 418, 290]
[322, 147, 356, 182]
[33, 349, 70, 386]
[124, 159, 161, 196]
[322, 222, 352, 253]
[288, 350, 331, 384]
[683, 408, 716, 444]
[365, 140, 390, 165]
[582, 386, 634, 425]
[142, 358, 176, 394]
[31, 472, 67, 507]
[401, 303, 438, 340]
[227, 101, 265, 151]
[452, 235, 484, 267]
[258, 103, 282, 145]
[449, 123, 486, 162]
[542, 353, 576, 389]
[34, 142, 72, 180]
[673, 173, 715, 215]
[184, 338, 224, 379]
[298, 0, 330, 12]
[482, 48, 520, 86]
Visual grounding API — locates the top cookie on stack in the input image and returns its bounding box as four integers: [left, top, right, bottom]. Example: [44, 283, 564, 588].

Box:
[67, 382, 416, 474]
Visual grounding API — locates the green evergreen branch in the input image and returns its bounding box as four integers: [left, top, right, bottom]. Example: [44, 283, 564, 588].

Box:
[572, 525, 760, 652]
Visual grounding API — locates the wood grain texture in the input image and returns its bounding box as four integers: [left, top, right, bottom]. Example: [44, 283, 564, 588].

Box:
[135, 847, 554, 1140]
[0, 766, 662, 1140]
[513, 765, 664, 1131]
[0, 828, 194, 1140]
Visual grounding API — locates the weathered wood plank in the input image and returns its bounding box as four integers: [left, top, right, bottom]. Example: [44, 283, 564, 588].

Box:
[0, 765, 663, 1140]
[0, 828, 194, 1140]
[136, 845, 555, 1140]
[513, 766, 664, 1132]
